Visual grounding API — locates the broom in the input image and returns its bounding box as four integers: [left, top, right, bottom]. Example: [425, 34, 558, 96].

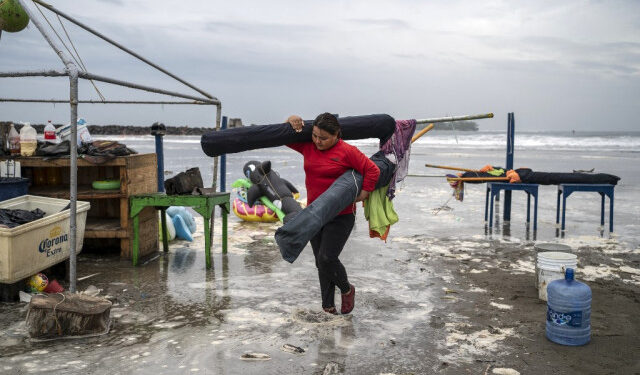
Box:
[26, 292, 112, 339]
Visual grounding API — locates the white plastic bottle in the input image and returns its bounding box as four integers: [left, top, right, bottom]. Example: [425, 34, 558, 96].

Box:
[19, 122, 38, 156]
[44, 120, 56, 141]
[77, 118, 92, 145]
[8, 123, 21, 155]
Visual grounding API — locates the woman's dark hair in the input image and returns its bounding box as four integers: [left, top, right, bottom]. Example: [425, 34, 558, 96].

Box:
[313, 112, 341, 138]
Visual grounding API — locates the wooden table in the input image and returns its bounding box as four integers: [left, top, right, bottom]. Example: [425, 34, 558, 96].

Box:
[130, 193, 230, 268]
[0, 154, 158, 258]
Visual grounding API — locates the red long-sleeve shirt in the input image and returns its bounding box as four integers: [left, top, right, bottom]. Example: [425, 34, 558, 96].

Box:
[287, 139, 380, 215]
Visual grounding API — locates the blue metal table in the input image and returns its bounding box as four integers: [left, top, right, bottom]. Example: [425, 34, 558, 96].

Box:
[485, 182, 539, 231]
[556, 184, 614, 232]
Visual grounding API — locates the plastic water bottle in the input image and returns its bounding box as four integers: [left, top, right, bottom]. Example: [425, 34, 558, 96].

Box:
[19, 122, 38, 156]
[8, 123, 21, 155]
[44, 120, 56, 141]
[546, 268, 591, 346]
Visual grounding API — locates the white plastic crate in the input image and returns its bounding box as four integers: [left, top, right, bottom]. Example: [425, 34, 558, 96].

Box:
[0, 195, 90, 284]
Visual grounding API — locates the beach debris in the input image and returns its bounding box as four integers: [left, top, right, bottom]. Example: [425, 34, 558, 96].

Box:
[240, 352, 271, 360]
[489, 302, 513, 310]
[19, 290, 31, 303]
[82, 285, 102, 297]
[432, 204, 453, 215]
[77, 273, 101, 282]
[281, 344, 305, 354]
[492, 368, 520, 375]
[322, 362, 340, 374]
[441, 322, 516, 363]
[26, 293, 112, 339]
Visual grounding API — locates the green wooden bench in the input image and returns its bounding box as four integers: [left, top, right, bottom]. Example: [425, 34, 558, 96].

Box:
[130, 192, 230, 268]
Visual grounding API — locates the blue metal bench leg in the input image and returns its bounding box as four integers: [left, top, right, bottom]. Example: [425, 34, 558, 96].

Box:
[526, 192, 531, 225]
[600, 192, 605, 227]
[484, 185, 490, 222]
[556, 188, 561, 227]
[533, 194, 538, 232]
[561, 194, 567, 231]
[489, 190, 495, 229]
[609, 190, 614, 232]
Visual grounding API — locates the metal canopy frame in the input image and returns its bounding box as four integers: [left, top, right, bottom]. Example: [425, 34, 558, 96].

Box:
[0, 0, 222, 292]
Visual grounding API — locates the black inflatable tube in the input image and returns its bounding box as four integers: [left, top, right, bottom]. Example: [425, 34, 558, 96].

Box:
[201, 114, 395, 157]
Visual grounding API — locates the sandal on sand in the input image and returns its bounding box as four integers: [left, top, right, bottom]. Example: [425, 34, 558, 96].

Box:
[341, 284, 355, 314]
[323, 307, 338, 315]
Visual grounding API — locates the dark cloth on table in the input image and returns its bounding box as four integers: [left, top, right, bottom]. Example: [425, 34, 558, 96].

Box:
[516, 168, 621, 185]
[35, 140, 136, 163]
[459, 168, 621, 185]
[36, 140, 71, 157]
[79, 141, 137, 164]
[201, 114, 396, 157]
[0, 208, 46, 228]
[164, 167, 204, 195]
[311, 213, 354, 309]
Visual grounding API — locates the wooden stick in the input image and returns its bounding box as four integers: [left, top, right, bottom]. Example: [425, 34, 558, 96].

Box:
[411, 123, 434, 143]
[446, 176, 509, 182]
[425, 163, 478, 172]
[407, 174, 447, 178]
[415, 113, 494, 124]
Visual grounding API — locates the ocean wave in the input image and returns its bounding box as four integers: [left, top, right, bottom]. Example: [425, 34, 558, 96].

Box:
[112, 133, 640, 152]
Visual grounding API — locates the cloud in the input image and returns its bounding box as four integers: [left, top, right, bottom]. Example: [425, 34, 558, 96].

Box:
[347, 18, 411, 29]
[95, 0, 123, 5]
[0, 0, 639, 130]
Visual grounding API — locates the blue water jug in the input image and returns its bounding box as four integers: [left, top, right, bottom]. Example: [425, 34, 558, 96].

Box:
[546, 268, 591, 346]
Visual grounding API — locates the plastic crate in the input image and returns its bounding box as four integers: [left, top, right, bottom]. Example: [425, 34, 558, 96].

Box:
[0, 195, 90, 284]
[0, 177, 29, 202]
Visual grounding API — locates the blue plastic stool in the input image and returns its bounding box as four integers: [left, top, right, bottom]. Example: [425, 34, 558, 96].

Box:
[556, 184, 614, 232]
[485, 182, 539, 231]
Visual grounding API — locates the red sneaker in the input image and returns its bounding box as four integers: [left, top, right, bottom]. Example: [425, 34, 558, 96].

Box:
[341, 284, 355, 314]
[323, 307, 338, 315]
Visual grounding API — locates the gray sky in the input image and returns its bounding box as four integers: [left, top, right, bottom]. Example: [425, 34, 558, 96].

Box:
[1, 0, 639, 131]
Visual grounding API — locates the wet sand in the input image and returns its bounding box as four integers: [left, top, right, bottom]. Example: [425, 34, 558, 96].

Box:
[1, 210, 638, 374]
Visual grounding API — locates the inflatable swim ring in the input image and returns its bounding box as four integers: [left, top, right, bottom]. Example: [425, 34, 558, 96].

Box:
[173, 214, 193, 241]
[232, 197, 279, 223]
[159, 212, 176, 241]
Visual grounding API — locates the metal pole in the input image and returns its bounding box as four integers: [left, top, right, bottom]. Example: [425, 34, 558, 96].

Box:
[32, 0, 216, 100]
[78, 72, 219, 104]
[17, 0, 81, 291]
[0, 98, 214, 105]
[209, 104, 222, 246]
[151, 123, 166, 192]
[503, 113, 515, 222]
[0, 70, 67, 78]
[220, 116, 228, 192]
[68, 67, 79, 293]
[410, 123, 434, 143]
[16, 0, 75, 68]
[415, 113, 493, 124]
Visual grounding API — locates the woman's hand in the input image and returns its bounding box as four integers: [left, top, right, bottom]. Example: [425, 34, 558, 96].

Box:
[287, 115, 304, 133]
[355, 190, 370, 202]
